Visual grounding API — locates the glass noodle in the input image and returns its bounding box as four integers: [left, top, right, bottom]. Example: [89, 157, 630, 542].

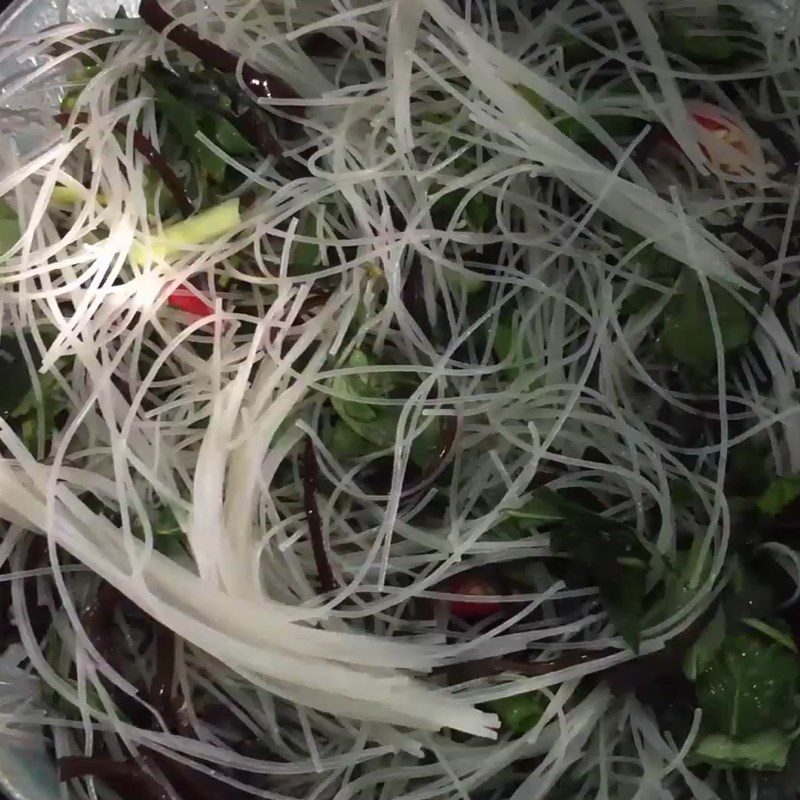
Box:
[0, 0, 797, 798]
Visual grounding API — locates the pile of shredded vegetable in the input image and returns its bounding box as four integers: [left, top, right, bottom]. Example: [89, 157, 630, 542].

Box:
[2, 0, 800, 797]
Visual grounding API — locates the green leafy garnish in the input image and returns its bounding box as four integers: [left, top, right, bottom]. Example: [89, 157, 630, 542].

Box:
[511, 488, 650, 650]
[616, 227, 681, 315]
[329, 349, 438, 467]
[431, 188, 494, 234]
[12, 372, 68, 454]
[0, 335, 68, 456]
[0, 335, 41, 418]
[515, 84, 547, 116]
[291, 214, 321, 274]
[661, 278, 753, 375]
[693, 731, 792, 772]
[741, 618, 797, 653]
[211, 115, 256, 155]
[130, 502, 185, 557]
[695, 633, 800, 739]
[506, 490, 567, 525]
[151, 82, 227, 183]
[487, 692, 546, 735]
[493, 318, 537, 382]
[684, 608, 726, 681]
[0, 200, 20, 259]
[147, 64, 257, 192]
[660, 6, 757, 66]
[154, 504, 182, 537]
[757, 473, 800, 516]
[555, 113, 641, 149]
[329, 421, 375, 458]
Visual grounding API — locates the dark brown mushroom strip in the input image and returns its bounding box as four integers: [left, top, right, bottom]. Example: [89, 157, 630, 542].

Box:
[150, 623, 176, 720]
[445, 606, 714, 693]
[24, 537, 53, 643]
[58, 756, 171, 800]
[139, 0, 300, 106]
[402, 260, 428, 334]
[231, 106, 282, 158]
[148, 624, 194, 736]
[81, 582, 125, 671]
[299, 32, 345, 59]
[0, 562, 12, 648]
[151, 624, 174, 704]
[150, 751, 251, 800]
[54, 112, 194, 217]
[303, 436, 338, 593]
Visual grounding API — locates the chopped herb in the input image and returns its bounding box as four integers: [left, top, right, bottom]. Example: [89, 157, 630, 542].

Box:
[486, 692, 546, 735]
[512, 488, 651, 650]
[0, 199, 20, 258]
[660, 6, 757, 66]
[329, 349, 439, 468]
[695, 632, 800, 739]
[757, 474, 800, 516]
[514, 84, 546, 116]
[661, 277, 753, 375]
[741, 618, 797, 653]
[693, 730, 792, 772]
[616, 226, 681, 315]
[684, 608, 726, 681]
[291, 214, 321, 274]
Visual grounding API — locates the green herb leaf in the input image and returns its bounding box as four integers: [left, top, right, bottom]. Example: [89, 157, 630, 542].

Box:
[506, 488, 567, 524]
[493, 320, 514, 363]
[661, 278, 753, 375]
[757, 474, 800, 516]
[555, 113, 640, 149]
[212, 116, 256, 155]
[514, 84, 547, 116]
[660, 6, 756, 66]
[465, 193, 491, 233]
[652, 533, 714, 627]
[12, 372, 67, 454]
[329, 421, 374, 459]
[684, 607, 726, 681]
[616, 227, 681, 315]
[431, 188, 494, 234]
[155, 504, 182, 537]
[741, 618, 798, 653]
[557, 519, 649, 651]
[291, 214, 321, 274]
[329, 350, 438, 468]
[493, 318, 537, 382]
[693, 731, 791, 772]
[0, 335, 40, 418]
[0, 200, 21, 259]
[0, 335, 67, 455]
[151, 82, 227, 183]
[696, 633, 800, 738]
[513, 488, 650, 650]
[487, 692, 546, 735]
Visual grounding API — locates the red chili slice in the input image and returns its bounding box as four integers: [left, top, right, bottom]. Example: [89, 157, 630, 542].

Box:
[167, 287, 214, 317]
[654, 102, 765, 179]
[448, 573, 501, 620]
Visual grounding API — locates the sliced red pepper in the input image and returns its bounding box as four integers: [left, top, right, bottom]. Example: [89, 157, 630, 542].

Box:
[167, 287, 214, 318]
[448, 572, 501, 620]
[654, 102, 766, 179]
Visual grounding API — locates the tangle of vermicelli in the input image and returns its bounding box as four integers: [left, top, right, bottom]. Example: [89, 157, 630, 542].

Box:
[0, 1, 797, 799]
